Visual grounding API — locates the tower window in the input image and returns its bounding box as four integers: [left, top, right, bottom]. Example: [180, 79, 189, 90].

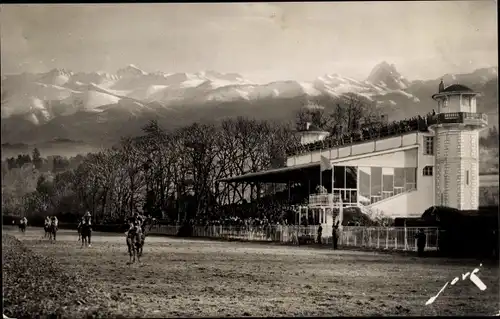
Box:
[466, 170, 469, 185]
[443, 97, 449, 107]
[423, 166, 433, 176]
[424, 136, 434, 155]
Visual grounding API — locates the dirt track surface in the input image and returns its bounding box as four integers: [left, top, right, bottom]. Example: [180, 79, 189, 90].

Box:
[3, 227, 500, 317]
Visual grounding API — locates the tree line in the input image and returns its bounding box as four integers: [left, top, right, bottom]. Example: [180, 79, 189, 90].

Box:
[7, 118, 296, 224]
[479, 126, 499, 149]
[2, 149, 86, 173]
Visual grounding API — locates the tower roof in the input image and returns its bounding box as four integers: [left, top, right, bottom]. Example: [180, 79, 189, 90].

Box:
[442, 84, 474, 93]
[432, 83, 477, 100]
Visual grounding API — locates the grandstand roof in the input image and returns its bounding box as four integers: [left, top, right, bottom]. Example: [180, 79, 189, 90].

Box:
[219, 162, 321, 184]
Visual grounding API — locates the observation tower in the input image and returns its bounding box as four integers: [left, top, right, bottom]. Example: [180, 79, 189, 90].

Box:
[430, 80, 488, 210]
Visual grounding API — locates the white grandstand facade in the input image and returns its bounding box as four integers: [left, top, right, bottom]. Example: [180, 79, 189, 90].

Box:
[222, 81, 489, 226]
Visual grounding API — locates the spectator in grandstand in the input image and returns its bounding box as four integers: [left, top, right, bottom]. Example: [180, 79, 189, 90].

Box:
[415, 228, 426, 257]
[291, 115, 434, 158]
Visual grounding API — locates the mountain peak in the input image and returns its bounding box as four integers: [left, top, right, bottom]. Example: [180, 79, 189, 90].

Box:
[117, 64, 147, 77]
[45, 68, 73, 77]
[366, 61, 410, 90]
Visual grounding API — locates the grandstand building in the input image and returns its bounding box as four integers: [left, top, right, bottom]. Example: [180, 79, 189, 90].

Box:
[221, 81, 488, 225]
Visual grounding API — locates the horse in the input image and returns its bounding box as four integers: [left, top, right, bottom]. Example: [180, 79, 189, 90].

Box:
[77, 219, 84, 241]
[77, 224, 82, 241]
[80, 223, 92, 248]
[48, 222, 58, 242]
[126, 216, 157, 263]
[126, 226, 142, 264]
[44, 223, 51, 238]
[18, 220, 26, 233]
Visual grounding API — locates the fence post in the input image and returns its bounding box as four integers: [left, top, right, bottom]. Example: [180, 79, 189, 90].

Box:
[395, 231, 398, 250]
[354, 229, 357, 246]
[404, 226, 408, 251]
[436, 228, 439, 251]
[369, 228, 372, 247]
[385, 230, 389, 249]
[377, 228, 380, 249]
[425, 228, 428, 249]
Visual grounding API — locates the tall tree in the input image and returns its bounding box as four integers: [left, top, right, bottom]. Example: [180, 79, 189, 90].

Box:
[32, 148, 42, 170]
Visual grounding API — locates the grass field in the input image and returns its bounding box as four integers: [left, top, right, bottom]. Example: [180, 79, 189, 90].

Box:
[3, 227, 499, 317]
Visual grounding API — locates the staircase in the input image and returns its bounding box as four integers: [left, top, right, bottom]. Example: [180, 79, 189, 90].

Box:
[358, 188, 418, 220]
[358, 204, 385, 220]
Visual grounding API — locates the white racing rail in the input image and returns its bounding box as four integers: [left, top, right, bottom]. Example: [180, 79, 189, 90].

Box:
[149, 225, 439, 251]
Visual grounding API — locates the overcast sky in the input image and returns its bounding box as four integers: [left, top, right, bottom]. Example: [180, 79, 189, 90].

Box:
[1, 2, 497, 83]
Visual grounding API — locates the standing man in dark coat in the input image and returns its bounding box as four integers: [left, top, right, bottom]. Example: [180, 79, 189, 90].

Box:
[317, 224, 323, 245]
[415, 228, 426, 257]
[332, 222, 339, 250]
[492, 229, 499, 259]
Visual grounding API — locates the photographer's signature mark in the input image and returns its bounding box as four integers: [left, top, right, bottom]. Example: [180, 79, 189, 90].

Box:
[426, 264, 487, 305]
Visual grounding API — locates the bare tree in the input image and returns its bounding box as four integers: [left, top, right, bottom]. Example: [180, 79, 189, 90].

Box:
[295, 105, 330, 131]
[119, 137, 147, 217]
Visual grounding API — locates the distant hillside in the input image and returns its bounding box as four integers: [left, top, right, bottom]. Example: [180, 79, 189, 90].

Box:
[1, 139, 98, 159]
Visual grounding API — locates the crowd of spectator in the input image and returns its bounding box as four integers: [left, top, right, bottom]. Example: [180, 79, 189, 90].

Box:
[183, 199, 294, 229]
[288, 112, 437, 156]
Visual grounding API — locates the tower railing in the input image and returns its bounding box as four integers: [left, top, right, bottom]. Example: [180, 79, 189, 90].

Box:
[427, 112, 488, 126]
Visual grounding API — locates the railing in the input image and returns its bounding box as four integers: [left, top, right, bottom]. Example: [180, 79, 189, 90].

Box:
[382, 191, 394, 199]
[428, 112, 488, 127]
[148, 225, 439, 252]
[286, 118, 428, 157]
[309, 193, 335, 206]
[394, 186, 405, 195]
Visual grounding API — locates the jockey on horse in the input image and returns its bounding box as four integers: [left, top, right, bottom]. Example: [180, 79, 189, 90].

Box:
[125, 213, 143, 263]
[49, 216, 58, 241]
[44, 216, 51, 238]
[125, 212, 155, 263]
[18, 217, 28, 233]
[80, 211, 92, 248]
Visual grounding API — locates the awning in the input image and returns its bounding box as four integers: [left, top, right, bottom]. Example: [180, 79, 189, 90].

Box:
[219, 162, 321, 184]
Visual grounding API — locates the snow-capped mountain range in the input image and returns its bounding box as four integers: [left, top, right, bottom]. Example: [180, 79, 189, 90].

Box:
[1, 62, 498, 148]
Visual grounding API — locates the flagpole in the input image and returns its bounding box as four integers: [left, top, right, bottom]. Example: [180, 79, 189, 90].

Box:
[319, 166, 322, 193]
[331, 168, 334, 195]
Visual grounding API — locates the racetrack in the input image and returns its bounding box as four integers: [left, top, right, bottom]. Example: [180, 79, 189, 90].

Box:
[3, 227, 499, 317]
